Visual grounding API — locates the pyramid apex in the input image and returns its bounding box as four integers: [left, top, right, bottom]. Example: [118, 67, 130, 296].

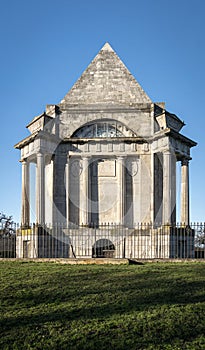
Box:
[61, 43, 152, 106]
[101, 42, 114, 52]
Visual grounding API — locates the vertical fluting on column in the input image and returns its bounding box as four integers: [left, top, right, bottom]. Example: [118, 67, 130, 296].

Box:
[36, 153, 45, 225]
[65, 155, 70, 227]
[21, 159, 30, 227]
[163, 151, 176, 224]
[117, 156, 125, 225]
[180, 158, 189, 225]
[80, 157, 89, 226]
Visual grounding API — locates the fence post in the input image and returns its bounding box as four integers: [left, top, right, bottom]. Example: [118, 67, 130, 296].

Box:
[123, 237, 126, 258]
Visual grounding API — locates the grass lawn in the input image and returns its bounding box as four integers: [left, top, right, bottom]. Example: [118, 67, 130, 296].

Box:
[0, 261, 205, 349]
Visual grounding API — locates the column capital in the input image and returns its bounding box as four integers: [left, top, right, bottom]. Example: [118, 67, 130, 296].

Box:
[37, 152, 44, 158]
[163, 149, 177, 157]
[117, 156, 125, 162]
[163, 149, 172, 155]
[20, 158, 28, 164]
[181, 158, 189, 166]
[81, 156, 89, 161]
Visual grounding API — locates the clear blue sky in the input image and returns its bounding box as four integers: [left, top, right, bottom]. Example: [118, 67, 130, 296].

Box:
[0, 0, 204, 223]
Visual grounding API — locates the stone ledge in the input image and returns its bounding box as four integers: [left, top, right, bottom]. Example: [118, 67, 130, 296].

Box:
[0, 258, 205, 264]
[0, 258, 129, 265]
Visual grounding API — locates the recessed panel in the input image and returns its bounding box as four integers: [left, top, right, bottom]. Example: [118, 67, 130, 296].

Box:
[98, 160, 116, 177]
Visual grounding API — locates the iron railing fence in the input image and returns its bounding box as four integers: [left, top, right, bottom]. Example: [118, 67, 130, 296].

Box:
[0, 221, 16, 258]
[0, 222, 205, 259]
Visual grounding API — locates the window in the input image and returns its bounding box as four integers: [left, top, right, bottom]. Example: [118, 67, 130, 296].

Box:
[72, 120, 136, 138]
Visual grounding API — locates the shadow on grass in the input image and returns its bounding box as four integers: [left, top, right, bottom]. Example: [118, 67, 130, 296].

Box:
[1, 264, 205, 333]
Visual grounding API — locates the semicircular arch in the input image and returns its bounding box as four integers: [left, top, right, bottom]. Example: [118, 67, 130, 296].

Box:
[71, 119, 137, 138]
[92, 238, 115, 258]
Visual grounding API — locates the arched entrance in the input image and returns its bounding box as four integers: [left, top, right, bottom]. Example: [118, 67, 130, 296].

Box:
[92, 238, 115, 258]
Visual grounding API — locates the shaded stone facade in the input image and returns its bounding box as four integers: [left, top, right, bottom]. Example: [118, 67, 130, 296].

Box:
[15, 43, 196, 258]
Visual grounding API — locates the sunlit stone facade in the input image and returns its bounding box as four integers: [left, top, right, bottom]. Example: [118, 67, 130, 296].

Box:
[15, 43, 196, 258]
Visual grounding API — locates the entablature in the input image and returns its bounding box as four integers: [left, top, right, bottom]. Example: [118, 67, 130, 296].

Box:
[58, 102, 152, 113]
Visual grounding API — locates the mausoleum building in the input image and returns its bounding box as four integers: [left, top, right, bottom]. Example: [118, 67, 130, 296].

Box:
[15, 43, 196, 258]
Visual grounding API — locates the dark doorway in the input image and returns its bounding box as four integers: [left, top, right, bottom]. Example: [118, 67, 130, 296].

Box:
[92, 238, 115, 258]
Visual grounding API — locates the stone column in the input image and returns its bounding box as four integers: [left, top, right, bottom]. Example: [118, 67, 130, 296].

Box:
[65, 155, 70, 227]
[117, 156, 125, 225]
[132, 158, 140, 226]
[79, 157, 89, 226]
[163, 151, 176, 224]
[180, 158, 189, 225]
[36, 153, 45, 225]
[21, 159, 30, 227]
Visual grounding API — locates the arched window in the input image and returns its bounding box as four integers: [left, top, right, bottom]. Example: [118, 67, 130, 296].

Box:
[72, 120, 136, 138]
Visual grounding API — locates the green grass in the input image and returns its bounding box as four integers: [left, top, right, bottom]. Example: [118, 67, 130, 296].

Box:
[0, 261, 205, 349]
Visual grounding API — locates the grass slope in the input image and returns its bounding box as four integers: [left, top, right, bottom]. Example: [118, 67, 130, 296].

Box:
[0, 261, 205, 349]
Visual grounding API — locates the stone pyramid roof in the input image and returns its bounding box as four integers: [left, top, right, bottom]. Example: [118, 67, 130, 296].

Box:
[60, 43, 152, 107]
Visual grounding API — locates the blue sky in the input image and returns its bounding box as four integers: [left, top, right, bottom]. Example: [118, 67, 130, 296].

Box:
[0, 0, 204, 222]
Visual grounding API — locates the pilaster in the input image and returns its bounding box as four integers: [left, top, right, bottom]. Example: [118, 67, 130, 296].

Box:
[117, 156, 125, 225]
[79, 157, 89, 225]
[36, 152, 45, 225]
[65, 155, 70, 226]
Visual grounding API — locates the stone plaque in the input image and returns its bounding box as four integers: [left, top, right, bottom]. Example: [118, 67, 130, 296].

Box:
[98, 160, 116, 177]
